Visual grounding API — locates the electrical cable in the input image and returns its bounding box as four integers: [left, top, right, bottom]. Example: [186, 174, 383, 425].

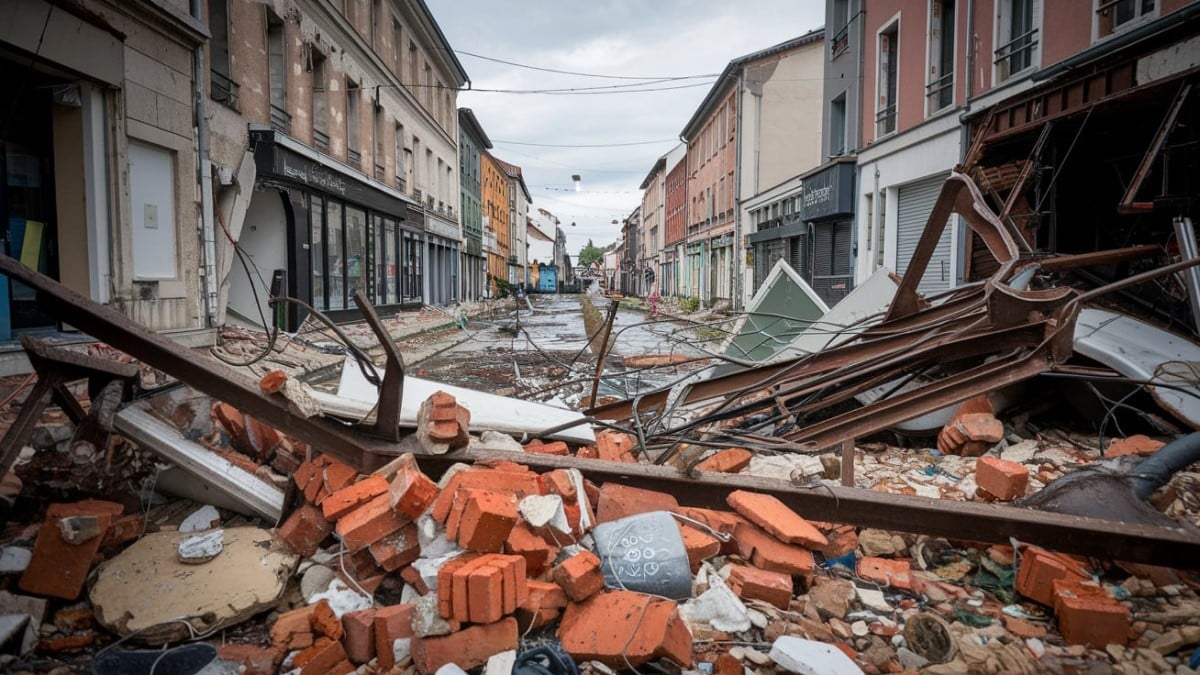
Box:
[451, 48, 720, 81]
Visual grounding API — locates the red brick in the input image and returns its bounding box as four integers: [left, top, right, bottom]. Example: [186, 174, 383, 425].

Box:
[437, 554, 479, 619]
[452, 556, 494, 622]
[812, 525, 858, 560]
[557, 590, 692, 669]
[322, 475, 389, 520]
[335, 493, 408, 552]
[541, 469, 578, 500]
[374, 603, 415, 671]
[341, 608, 378, 665]
[522, 580, 569, 612]
[419, 391, 470, 448]
[1002, 615, 1047, 638]
[1057, 595, 1130, 648]
[594, 430, 637, 462]
[937, 412, 1004, 456]
[727, 490, 828, 548]
[431, 468, 541, 524]
[321, 459, 359, 500]
[260, 369, 288, 394]
[516, 606, 561, 633]
[505, 522, 559, 576]
[595, 483, 679, 523]
[693, 448, 753, 473]
[369, 522, 420, 571]
[389, 463, 440, 519]
[575, 444, 599, 459]
[726, 564, 794, 609]
[412, 617, 518, 674]
[211, 402, 250, 451]
[733, 521, 815, 582]
[975, 456, 1029, 501]
[1051, 578, 1108, 616]
[456, 490, 519, 552]
[38, 634, 95, 651]
[1105, 434, 1164, 458]
[715, 652, 742, 675]
[101, 514, 146, 549]
[680, 507, 746, 555]
[294, 637, 352, 675]
[20, 500, 123, 600]
[857, 557, 913, 590]
[271, 604, 318, 652]
[216, 643, 278, 674]
[244, 417, 281, 462]
[524, 439, 570, 455]
[310, 599, 344, 640]
[400, 564, 430, 595]
[679, 522, 721, 572]
[1015, 546, 1090, 606]
[467, 563, 505, 624]
[553, 551, 605, 602]
[294, 460, 322, 498]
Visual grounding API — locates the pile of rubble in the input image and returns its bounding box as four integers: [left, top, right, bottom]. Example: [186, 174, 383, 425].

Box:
[1, 382, 1197, 675]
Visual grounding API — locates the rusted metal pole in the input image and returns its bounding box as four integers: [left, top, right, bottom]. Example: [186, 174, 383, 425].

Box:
[588, 299, 620, 407]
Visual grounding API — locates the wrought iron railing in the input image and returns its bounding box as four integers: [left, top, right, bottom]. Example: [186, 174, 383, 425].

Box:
[993, 27, 1039, 80]
[269, 103, 291, 134]
[211, 70, 240, 111]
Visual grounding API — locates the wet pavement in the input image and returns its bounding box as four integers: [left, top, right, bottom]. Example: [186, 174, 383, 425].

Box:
[413, 289, 712, 406]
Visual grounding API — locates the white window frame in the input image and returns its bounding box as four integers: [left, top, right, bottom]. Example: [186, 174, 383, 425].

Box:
[992, 0, 1042, 85]
[874, 14, 901, 140]
[1092, 0, 1159, 42]
[925, 0, 957, 117]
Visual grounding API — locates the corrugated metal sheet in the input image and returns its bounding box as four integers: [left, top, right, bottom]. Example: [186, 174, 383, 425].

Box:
[896, 174, 953, 295]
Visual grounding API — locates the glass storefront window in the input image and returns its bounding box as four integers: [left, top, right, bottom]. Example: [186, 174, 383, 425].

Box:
[381, 218, 398, 305]
[402, 231, 423, 303]
[346, 206, 367, 305]
[311, 195, 325, 310]
[327, 200, 344, 310]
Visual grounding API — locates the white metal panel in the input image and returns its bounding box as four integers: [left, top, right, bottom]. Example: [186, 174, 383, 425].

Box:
[895, 174, 952, 295]
[128, 141, 177, 280]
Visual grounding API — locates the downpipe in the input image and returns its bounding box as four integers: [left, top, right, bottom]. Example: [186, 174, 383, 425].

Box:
[191, 0, 218, 328]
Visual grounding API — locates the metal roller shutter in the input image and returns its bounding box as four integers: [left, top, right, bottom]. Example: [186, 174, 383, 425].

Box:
[896, 174, 953, 295]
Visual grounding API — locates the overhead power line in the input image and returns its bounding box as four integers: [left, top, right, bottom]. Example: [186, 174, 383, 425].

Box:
[493, 139, 678, 148]
[453, 49, 720, 81]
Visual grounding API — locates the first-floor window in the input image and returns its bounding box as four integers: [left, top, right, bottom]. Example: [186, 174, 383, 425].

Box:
[402, 231, 423, 302]
[311, 195, 325, 309]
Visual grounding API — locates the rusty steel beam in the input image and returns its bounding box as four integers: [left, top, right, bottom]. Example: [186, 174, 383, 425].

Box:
[353, 290, 404, 442]
[421, 448, 1200, 566]
[1119, 82, 1191, 213]
[0, 254, 397, 473]
[1028, 244, 1162, 272]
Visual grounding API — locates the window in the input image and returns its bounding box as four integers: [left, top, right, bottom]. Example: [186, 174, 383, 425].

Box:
[311, 195, 325, 309]
[392, 20, 403, 75]
[995, 0, 1039, 81]
[326, 200, 344, 310]
[1096, 0, 1156, 39]
[346, 206, 368, 303]
[829, 93, 847, 156]
[412, 136, 421, 195]
[311, 50, 329, 152]
[207, 0, 238, 109]
[831, 0, 851, 57]
[927, 0, 955, 114]
[373, 104, 385, 179]
[370, 0, 380, 48]
[347, 80, 361, 165]
[394, 122, 406, 190]
[267, 11, 289, 133]
[408, 41, 418, 92]
[876, 21, 898, 137]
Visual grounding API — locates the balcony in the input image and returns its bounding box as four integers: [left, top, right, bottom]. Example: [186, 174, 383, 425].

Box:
[269, 103, 290, 134]
[374, 163, 386, 181]
[926, 72, 954, 115]
[347, 148, 362, 165]
[313, 128, 330, 153]
[395, 175, 407, 192]
[994, 27, 1039, 81]
[211, 70, 240, 111]
[414, 187, 423, 203]
[875, 104, 897, 137]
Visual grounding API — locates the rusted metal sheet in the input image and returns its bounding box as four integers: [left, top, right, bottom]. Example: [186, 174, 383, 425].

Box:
[0, 254, 397, 473]
[424, 448, 1200, 566]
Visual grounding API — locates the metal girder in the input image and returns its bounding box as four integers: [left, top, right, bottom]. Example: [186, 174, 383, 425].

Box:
[421, 448, 1200, 566]
[352, 290, 404, 442]
[0, 254, 397, 473]
[1119, 82, 1191, 213]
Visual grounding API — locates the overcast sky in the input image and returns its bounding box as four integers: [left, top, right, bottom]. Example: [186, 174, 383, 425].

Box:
[424, 0, 825, 258]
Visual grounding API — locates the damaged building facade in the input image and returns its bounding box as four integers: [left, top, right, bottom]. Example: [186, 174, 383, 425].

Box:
[0, 0, 213, 357]
[205, 0, 468, 329]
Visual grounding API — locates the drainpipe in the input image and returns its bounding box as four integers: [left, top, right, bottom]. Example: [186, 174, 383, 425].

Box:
[960, 0, 978, 160]
[191, 0, 218, 328]
[733, 70, 745, 312]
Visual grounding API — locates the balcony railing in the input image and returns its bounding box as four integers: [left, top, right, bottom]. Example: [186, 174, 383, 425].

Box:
[926, 71, 954, 114]
[313, 128, 330, 153]
[269, 103, 290, 134]
[829, 21, 851, 58]
[211, 70, 240, 111]
[875, 103, 897, 136]
[347, 148, 362, 165]
[993, 27, 1039, 80]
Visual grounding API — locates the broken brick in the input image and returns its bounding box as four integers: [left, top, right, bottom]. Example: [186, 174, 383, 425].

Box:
[216, 643, 279, 674]
[1015, 546, 1091, 606]
[505, 522, 559, 576]
[20, 499, 123, 600]
[271, 604, 318, 652]
[1057, 594, 1130, 648]
[856, 557, 913, 590]
[733, 521, 815, 582]
[455, 490, 519, 552]
[594, 430, 637, 462]
[374, 604, 415, 671]
[523, 439, 570, 455]
[975, 456, 1029, 501]
[595, 483, 679, 523]
[260, 369, 288, 394]
[937, 412, 1004, 456]
[293, 637, 353, 675]
[522, 580, 569, 612]
[341, 608, 378, 665]
[680, 507, 746, 555]
[812, 525, 858, 560]
[726, 564, 794, 609]
[321, 459, 360, 501]
[557, 590, 692, 668]
[335, 493, 408, 552]
[369, 522, 421, 571]
[389, 463, 440, 519]
[1105, 434, 1164, 458]
[275, 503, 333, 558]
[309, 598, 344, 640]
[726, 490, 827, 548]
[419, 391, 471, 449]
[431, 467, 541, 525]
[322, 475, 389, 521]
[693, 448, 753, 473]
[678, 521, 721, 572]
[412, 616, 518, 675]
[552, 551, 604, 602]
[101, 513, 146, 549]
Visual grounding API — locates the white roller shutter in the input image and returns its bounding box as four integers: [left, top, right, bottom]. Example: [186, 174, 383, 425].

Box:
[896, 174, 953, 295]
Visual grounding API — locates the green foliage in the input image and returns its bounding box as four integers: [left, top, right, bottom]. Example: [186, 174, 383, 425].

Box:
[680, 296, 700, 312]
[578, 239, 604, 267]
